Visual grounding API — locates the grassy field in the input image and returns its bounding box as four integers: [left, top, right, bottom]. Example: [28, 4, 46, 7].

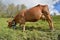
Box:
[0, 16, 60, 40]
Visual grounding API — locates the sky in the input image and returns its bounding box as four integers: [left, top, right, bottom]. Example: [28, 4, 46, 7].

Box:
[2, 0, 60, 15]
[54, 1, 60, 12]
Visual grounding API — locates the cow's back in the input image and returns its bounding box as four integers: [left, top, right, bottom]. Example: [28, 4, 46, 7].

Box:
[14, 4, 49, 22]
[24, 6, 43, 22]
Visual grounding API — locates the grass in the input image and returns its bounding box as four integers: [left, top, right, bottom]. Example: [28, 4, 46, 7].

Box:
[0, 16, 60, 40]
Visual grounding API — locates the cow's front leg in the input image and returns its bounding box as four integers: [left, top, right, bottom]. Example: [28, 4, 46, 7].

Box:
[23, 24, 25, 32]
[21, 24, 25, 32]
[19, 17, 25, 32]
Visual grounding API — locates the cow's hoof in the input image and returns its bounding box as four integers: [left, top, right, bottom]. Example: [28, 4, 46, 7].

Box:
[49, 29, 55, 32]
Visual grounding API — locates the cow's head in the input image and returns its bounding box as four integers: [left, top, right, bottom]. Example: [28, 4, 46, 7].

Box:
[7, 19, 16, 28]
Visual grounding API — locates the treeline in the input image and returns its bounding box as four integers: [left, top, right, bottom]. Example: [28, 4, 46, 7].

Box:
[0, 0, 27, 18]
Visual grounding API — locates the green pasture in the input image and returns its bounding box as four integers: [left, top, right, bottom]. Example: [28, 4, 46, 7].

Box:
[0, 16, 60, 40]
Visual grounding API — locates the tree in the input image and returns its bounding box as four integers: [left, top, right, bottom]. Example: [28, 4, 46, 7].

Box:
[0, 0, 6, 17]
[6, 4, 27, 18]
[7, 3, 15, 17]
[15, 4, 21, 15]
[54, 12, 56, 16]
[20, 4, 27, 10]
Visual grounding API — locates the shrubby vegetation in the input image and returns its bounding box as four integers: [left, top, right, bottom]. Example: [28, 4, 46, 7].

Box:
[0, 0, 27, 18]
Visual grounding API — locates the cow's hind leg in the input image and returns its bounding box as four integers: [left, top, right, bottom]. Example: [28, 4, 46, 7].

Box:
[43, 13, 54, 31]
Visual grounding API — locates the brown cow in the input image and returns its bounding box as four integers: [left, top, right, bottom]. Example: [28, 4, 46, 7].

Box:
[7, 4, 54, 31]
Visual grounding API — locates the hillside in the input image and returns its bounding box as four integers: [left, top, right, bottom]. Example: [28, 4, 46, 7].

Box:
[0, 16, 60, 40]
